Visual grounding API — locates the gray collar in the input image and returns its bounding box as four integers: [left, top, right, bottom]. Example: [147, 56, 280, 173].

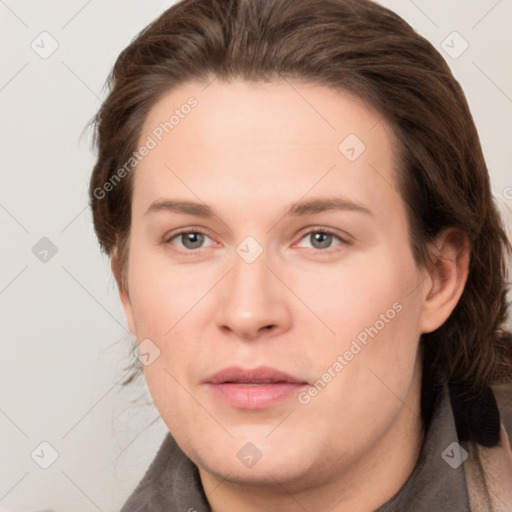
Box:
[376, 386, 469, 511]
[120, 386, 469, 511]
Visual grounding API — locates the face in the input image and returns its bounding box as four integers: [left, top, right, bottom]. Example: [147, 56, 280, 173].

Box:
[118, 79, 432, 491]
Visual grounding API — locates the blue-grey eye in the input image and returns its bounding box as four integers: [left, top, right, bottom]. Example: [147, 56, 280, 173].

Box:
[308, 232, 336, 249]
[179, 232, 205, 249]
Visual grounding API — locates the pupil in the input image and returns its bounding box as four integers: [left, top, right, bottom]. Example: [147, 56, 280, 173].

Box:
[183, 232, 204, 249]
[312, 232, 331, 249]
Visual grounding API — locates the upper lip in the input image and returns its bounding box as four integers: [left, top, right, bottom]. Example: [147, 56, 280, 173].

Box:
[204, 366, 308, 385]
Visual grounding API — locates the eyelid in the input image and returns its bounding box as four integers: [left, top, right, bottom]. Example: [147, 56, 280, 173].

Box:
[293, 226, 353, 250]
[164, 227, 217, 251]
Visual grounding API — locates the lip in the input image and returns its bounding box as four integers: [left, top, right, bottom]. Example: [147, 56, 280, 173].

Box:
[204, 366, 309, 410]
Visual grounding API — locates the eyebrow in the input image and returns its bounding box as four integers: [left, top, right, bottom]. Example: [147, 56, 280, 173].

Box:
[144, 196, 373, 218]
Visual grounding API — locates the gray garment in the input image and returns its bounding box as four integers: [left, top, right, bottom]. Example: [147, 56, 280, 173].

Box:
[119, 387, 482, 511]
[376, 386, 469, 511]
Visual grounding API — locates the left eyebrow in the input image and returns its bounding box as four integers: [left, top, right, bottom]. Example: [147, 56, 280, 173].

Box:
[287, 197, 373, 217]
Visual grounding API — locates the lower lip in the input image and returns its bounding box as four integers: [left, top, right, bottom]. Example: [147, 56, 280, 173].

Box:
[206, 383, 307, 409]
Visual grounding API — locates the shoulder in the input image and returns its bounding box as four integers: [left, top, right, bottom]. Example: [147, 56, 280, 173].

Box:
[461, 382, 512, 511]
[119, 434, 177, 511]
[492, 382, 512, 441]
[119, 433, 209, 512]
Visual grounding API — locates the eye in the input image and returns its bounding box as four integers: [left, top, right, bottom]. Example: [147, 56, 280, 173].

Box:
[166, 229, 216, 251]
[165, 227, 350, 254]
[296, 229, 349, 251]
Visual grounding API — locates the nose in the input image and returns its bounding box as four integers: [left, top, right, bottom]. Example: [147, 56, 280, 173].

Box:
[215, 248, 292, 341]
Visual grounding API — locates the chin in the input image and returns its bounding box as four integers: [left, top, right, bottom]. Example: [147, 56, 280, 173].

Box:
[188, 428, 320, 487]
[199, 450, 313, 487]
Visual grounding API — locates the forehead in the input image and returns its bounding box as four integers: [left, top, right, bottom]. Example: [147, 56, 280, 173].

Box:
[133, 79, 400, 218]
[141, 79, 393, 148]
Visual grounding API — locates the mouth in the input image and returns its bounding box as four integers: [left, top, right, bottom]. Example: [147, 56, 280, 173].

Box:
[204, 366, 309, 409]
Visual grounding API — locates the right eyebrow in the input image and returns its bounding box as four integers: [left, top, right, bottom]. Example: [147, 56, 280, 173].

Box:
[144, 199, 217, 218]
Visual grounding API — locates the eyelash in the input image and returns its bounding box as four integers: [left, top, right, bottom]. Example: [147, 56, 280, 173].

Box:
[164, 227, 351, 255]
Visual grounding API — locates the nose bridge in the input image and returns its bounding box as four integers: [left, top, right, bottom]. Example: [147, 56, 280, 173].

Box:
[216, 238, 289, 338]
[230, 242, 273, 311]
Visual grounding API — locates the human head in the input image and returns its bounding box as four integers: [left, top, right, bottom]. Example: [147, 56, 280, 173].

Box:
[89, 0, 512, 403]
[88, 2, 512, 507]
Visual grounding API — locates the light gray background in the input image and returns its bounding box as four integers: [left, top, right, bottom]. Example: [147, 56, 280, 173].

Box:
[1, 1, 511, 511]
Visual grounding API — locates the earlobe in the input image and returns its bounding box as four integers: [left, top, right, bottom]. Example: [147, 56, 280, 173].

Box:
[419, 228, 470, 334]
[111, 248, 136, 336]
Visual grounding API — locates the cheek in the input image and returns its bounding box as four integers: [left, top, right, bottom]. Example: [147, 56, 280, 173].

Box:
[126, 249, 212, 407]
[141, 359, 205, 448]
[290, 248, 418, 341]
[127, 249, 207, 338]
[296, 246, 422, 407]
[129, 259, 204, 434]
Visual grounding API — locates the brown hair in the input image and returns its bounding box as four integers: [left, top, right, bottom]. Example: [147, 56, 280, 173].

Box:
[88, 0, 512, 422]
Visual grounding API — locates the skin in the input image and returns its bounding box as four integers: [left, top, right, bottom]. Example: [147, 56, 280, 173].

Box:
[112, 79, 469, 511]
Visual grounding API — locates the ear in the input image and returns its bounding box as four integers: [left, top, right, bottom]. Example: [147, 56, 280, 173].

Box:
[111, 247, 136, 336]
[419, 228, 470, 334]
